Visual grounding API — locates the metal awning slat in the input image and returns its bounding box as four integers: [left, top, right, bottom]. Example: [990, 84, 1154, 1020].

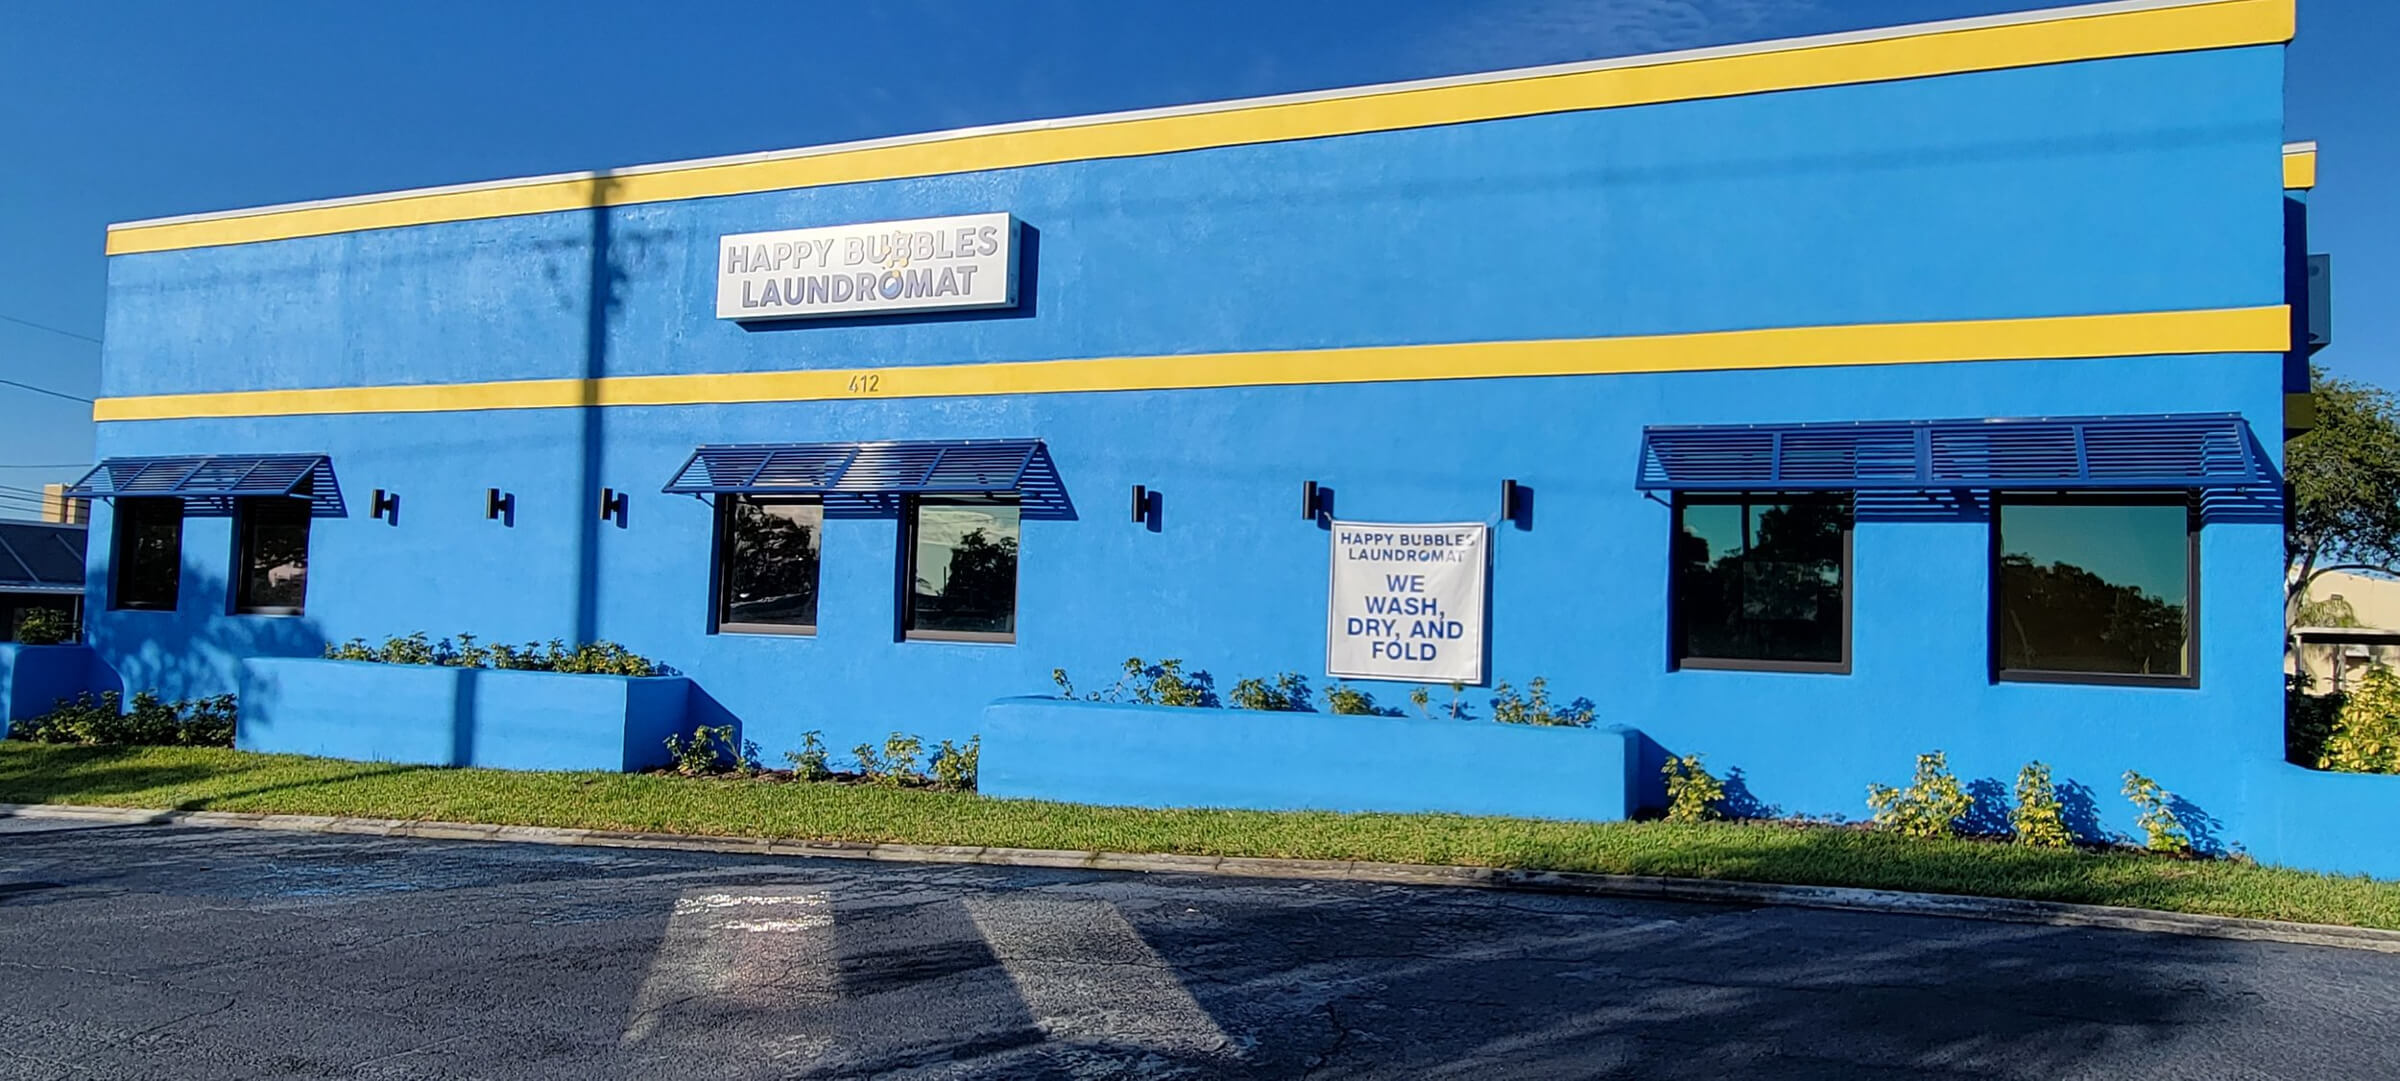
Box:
[663, 439, 1043, 496]
[1637, 414, 2269, 492]
[69, 454, 332, 499]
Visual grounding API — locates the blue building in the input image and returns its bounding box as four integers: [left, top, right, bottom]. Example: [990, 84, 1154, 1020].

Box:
[71, 0, 2353, 860]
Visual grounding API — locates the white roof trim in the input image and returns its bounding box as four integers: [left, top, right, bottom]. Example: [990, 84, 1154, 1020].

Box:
[110, 0, 2260, 232]
[2284, 141, 2319, 154]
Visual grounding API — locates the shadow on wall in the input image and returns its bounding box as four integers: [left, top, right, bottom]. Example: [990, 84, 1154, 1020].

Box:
[88, 567, 329, 702]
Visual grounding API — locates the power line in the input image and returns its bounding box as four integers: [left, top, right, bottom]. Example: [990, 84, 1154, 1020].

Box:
[0, 377, 94, 404]
[0, 463, 90, 469]
[0, 313, 101, 345]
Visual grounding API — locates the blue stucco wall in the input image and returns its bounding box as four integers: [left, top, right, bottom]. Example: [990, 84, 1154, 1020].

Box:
[982, 697, 1637, 820]
[88, 46, 2308, 856]
[237, 658, 689, 771]
[0, 645, 105, 723]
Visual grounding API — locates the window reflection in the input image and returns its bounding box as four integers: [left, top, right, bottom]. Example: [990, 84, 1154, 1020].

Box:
[1997, 500, 2190, 678]
[717, 497, 822, 631]
[235, 497, 310, 614]
[112, 498, 183, 611]
[907, 497, 1019, 639]
[1674, 497, 1847, 667]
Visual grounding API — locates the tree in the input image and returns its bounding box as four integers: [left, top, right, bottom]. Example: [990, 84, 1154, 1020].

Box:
[2287, 367, 2400, 624]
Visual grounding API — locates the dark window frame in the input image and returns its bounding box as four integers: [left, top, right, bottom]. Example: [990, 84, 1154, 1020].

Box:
[901, 493, 1021, 645]
[108, 497, 184, 612]
[710, 494, 824, 638]
[231, 495, 312, 617]
[1990, 491, 2200, 690]
[1669, 492, 1853, 675]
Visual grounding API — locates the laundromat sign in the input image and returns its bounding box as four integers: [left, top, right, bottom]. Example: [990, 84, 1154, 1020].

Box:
[716, 212, 1018, 321]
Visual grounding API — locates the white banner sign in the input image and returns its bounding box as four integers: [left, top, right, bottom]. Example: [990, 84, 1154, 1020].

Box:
[1326, 521, 1488, 683]
[716, 212, 1017, 321]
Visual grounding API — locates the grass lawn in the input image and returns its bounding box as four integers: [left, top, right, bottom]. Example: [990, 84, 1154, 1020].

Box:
[5, 741, 2399, 930]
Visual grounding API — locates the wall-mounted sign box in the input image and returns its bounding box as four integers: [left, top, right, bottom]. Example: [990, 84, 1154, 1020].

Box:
[717, 212, 1018, 321]
[1326, 521, 1489, 684]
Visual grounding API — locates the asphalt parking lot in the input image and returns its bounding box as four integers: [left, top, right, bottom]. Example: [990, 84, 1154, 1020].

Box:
[2, 815, 2397, 1079]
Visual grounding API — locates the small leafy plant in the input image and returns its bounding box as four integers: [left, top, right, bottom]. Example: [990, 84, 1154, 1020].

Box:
[1489, 678, 1595, 727]
[1229, 673, 1311, 712]
[1866, 751, 1973, 839]
[664, 724, 741, 776]
[852, 741, 888, 783]
[2122, 770, 2193, 856]
[930, 736, 981, 791]
[13, 608, 78, 646]
[1662, 754, 1726, 823]
[1409, 681, 1469, 721]
[785, 731, 832, 782]
[1051, 659, 1218, 707]
[1322, 683, 1387, 716]
[2010, 761, 2074, 848]
[879, 732, 924, 787]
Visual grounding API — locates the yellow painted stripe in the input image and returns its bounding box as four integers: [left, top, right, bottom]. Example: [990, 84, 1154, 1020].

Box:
[105, 0, 2295, 256]
[2284, 147, 2318, 189]
[92, 306, 2291, 422]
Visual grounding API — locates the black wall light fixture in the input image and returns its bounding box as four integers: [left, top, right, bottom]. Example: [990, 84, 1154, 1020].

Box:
[370, 488, 400, 523]
[1501, 478, 1534, 530]
[1302, 481, 1333, 524]
[486, 488, 515, 523]
[599, 487, 629, 526]
[1302, 481, 1319, 519]
[1130, 485, 1148, 523]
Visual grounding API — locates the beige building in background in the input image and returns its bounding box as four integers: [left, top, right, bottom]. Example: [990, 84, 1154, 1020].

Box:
[2292, 570, 2400, 692]
[38, 484, 87, 525]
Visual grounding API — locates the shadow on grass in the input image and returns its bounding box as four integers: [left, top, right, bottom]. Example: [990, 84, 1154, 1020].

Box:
[0, 744, 432, 811]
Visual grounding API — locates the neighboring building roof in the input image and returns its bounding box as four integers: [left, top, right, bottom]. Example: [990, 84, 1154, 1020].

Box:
[0, 521, 86, 594]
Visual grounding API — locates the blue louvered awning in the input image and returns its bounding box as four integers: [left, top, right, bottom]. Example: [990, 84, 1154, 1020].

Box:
[1636, 414, 2269, 492]
[68, 454, 331, 499]
[663, 440, 1043, 495]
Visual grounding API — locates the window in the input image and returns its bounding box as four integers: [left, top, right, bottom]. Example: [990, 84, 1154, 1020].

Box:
[1993, 495, 2195, 686]
[714, 496, 823, 634]
[1672, 495, 1850, 672]
[233, 497, 312, 615]
[110, 498, 183, 611]
[904, 496, 1019, 642]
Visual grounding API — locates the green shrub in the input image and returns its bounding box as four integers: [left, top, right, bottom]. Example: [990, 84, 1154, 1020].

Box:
[1662, 754, 1726, 823]
[1866, 751, 1973, 839]
[13, 608, 77, 646]
[322, 633, 660, 677]
[879, 733, 924, 787]
[1229, 673, 1311, 711]
[664, 724, 741, 776]
[1489, 678, 1595, 727]
[1051, 658, 1216, 707]
[1409, 681, 1469, 721]
[852, 741, 888, 783]
[2010, 761, 2074, 848]
[930, 736, 981, 791]
[1321, 683, 1386, 716]
[785, 731, 832, 782]
[2318, 665, 2400, 774]
[9, 692, 235, 748]
[2122, 770, 2193, 856]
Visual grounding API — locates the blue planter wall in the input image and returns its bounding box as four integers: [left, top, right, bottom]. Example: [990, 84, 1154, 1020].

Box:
[237, 658, 690, 772]
[983, 697, 1638, 821]
[0, 645, 109, 724]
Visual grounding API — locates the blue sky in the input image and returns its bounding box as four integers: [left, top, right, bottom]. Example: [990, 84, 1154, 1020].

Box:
[1, 0, 2390, 522]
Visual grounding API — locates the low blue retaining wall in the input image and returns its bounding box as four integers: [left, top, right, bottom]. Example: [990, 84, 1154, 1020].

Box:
[2242, 762, 2400, 879]
[0, 644, 108, 724]
[981, 696, 1637, 821]
[237, 658, 690, 772]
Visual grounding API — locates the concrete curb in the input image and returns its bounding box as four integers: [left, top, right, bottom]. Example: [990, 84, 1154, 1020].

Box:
[9, 800, 2400, 954]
